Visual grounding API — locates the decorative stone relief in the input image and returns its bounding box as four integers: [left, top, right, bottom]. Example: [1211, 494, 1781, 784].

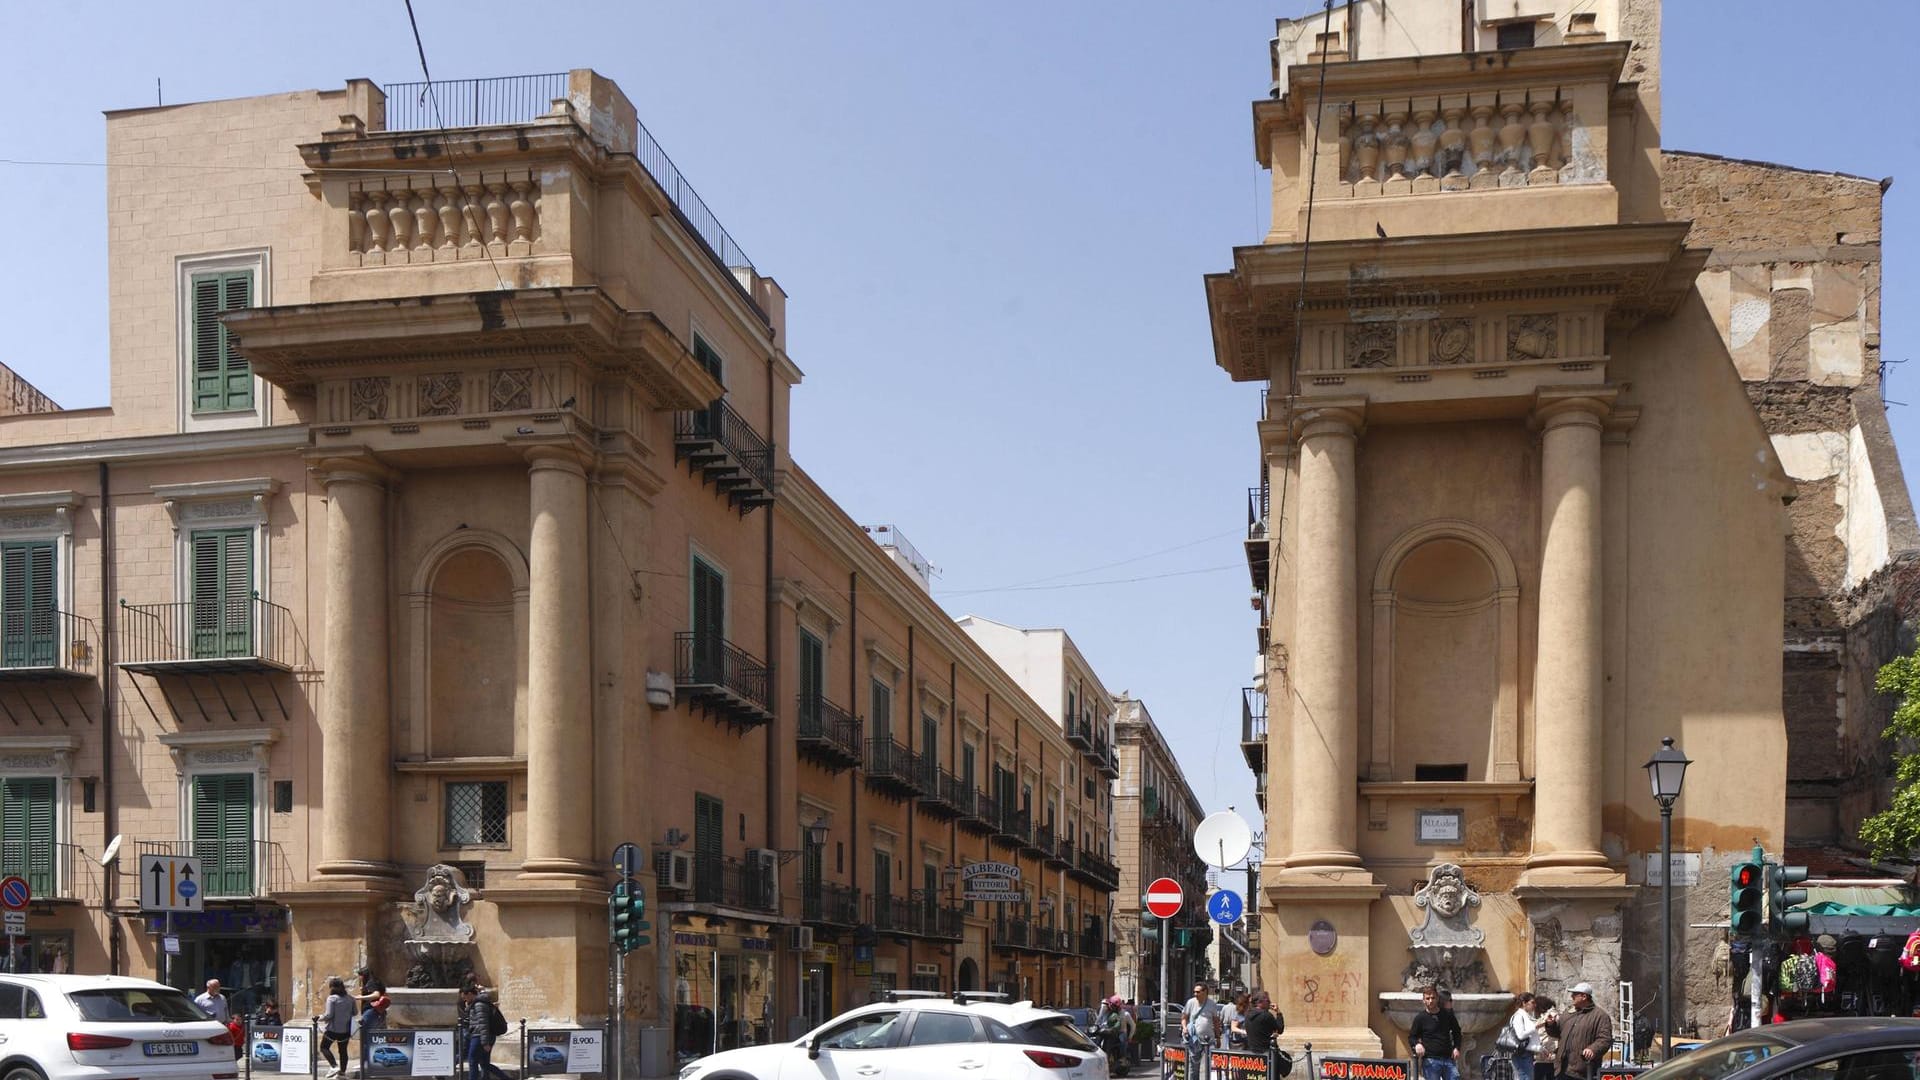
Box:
[0, 754, 57, 771]
[417, 374, 462, 417]
[1346, 322, 1397, 369]
[351, 377, 391, 421]
[1506, 314, 1559, 361]
[186, 499, 255, 521]
[1410, 862, 1484, 948]
[489, 369, 533, 412]
[0, 512, 56, 533]
[1429, 319, 1475, 365]
[406, 863, 475, 943]
[193, 747, 257, 766]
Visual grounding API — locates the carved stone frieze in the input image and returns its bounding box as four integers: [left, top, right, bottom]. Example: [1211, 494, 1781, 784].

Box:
[1428, 318, 1475, 365]
[0, 512, 56, 533]
[1506, 314, 1559, 361]
[351, 377, 391, 421]
[1346, 322, 1397, 369]
[417, 373, 462, 416]
[490, 368, 533, 412]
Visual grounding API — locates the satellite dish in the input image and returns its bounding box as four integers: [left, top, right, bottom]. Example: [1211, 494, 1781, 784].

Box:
[1193, 810, 1254, 868]
[98, 834, 123, 867]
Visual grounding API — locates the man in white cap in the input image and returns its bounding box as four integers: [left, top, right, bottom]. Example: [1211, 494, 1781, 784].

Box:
[1548, 983, 1613, 1080]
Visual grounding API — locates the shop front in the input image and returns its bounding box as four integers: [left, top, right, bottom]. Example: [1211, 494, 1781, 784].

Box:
[799, 942, 838, 1030]
[670, 914, 777, 1063]
[146, 905, 285, 1017]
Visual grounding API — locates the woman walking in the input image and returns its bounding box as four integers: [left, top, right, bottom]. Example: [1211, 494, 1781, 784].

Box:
[1498, 993, 1541, 1080]
[318, 977, 354, 1079]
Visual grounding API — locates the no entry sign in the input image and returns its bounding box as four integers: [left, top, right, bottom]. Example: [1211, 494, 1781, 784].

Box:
[1146, 876, 1183, 919]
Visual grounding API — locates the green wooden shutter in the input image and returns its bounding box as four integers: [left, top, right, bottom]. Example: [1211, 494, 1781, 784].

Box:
[691, 558, 724, 682]
[873, 850, 890, 903]
[921, 714, 937, 772]
[962, 744, 976, 794]
[693, 793, 722, 902]
[0, 541, 54, 668]
[0, 778, 54, 894]
[191, 530, 253, 659]
[191, 271, 253, 413]
[798, 631, 822, 732]
[191, 774, 254, 897]
[870, 680, 890, 742]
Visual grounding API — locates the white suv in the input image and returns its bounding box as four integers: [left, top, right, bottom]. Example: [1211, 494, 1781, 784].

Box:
[0, 974, 237, 1080]
[678, 992, 1110, 1080]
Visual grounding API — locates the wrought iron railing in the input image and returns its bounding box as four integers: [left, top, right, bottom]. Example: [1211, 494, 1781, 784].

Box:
[1248, 482, 1269, 540]
[992, 915, 1031, 950]
[683, 852, 777, 912]
[118, 596, 298, 669]
[939, 772, 973, 815]
[673, 632, 773, 714]
[634, 117, 756, 277]
[802, 879, 860, 926]
[797, 693, 861, 760]
[381, 74, 570, 131]
[675, 398, 776, 493]
[0, 609, 97, 676]
[1077, 850, 1121, 889]
[865, 737, 924, 795]
[870, 892, 914, 935]
[0, 841, 80, 899]
[1065, 716, 1094, 751]
[135, 840, 282, 898]
[1243, 687, 1268, 745]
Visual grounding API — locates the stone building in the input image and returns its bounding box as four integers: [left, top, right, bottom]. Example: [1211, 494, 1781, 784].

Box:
[1216, 0, 1823, 1056]
[1111, 694, 1212, 1008]
[0, 70, 1116, 1072]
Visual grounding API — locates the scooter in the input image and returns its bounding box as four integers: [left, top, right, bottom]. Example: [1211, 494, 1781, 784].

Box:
[1088, 1021, 1130, 1077]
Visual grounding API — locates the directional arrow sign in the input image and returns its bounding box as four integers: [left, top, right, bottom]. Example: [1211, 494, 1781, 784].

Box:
[139, 854, 205, 912]
[1208, 889, 1244, 925]
[1145, 877, 1183, 919]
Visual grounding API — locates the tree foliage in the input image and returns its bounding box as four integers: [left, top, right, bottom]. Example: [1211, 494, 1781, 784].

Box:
[1860, 650, 1920, 859]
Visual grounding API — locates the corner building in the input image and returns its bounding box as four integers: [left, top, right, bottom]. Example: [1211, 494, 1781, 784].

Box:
[1215, 2, 1799, 1055]
[0, 71, 1112, 1072]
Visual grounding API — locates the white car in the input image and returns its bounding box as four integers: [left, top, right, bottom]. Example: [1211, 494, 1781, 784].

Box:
[678, 992, 1110, 1080]
[0, 974, 237, 1080]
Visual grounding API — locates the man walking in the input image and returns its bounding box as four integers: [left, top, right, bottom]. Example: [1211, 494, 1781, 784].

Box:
[1181, 982, 1223, 1080]
[1410, 985, 1464, 1080]
[1549, 984, 1614, 1080]
[459, 986, 508, 1080]
[195, 979, 230, 1023]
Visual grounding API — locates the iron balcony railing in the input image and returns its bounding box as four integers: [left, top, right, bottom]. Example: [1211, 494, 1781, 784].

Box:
[117, 596, 299, 672]
[991, 915, 1032, 950]
[865, 737, 924, 797]
[0, 610, 97, 679]
[674, 398, 777, 511]
[1058, 836, 1076, 868]
[1247, 480, 1272, 593]
[135, 840, 283, 899]
[801, 879, 860, 927]
[996, 807, 1032, 847]
[1077, 850, 1121, 890]
[1080, 930, 1105, 959]
[960, 789, 997, 835]
[0, 841, 82, 899]
[869, 892, 914, 936]
[1248, 482, 1269, 541]
[1065, 717, 1094, 752]
[682, 852, 778, 913]
[917, 762, 961, 817]
[1243, 687, 1268, 745]
[796, 692, 862, 768]
[673, 631, 774, 724]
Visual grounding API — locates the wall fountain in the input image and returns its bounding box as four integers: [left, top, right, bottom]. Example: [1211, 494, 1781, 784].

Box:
[1379, 864, 1514, 1046]
[385, 864, 478, 1028]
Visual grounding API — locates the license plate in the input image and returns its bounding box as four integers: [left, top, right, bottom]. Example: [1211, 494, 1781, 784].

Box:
[144, 1041, 199, 1057]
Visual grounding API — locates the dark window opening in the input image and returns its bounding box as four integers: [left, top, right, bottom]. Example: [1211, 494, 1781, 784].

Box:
[1496, 22, 1535, 50]
[272, 780, 293, 814]
[1414, 763, 1469, 782]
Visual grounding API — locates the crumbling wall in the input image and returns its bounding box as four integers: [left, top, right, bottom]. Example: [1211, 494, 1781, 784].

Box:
[1664, 150, 1917, 846]
[0, 362, 59, 416]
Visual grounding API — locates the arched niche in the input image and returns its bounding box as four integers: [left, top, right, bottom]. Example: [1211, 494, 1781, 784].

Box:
[404, 530, 530, 760]
[1369, 519, 1520, 783]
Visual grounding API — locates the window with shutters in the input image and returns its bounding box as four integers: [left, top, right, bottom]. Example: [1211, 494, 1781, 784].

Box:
[0, 542, 56, 670]
[443, 781, 508, 847]
[797, 630, 824, 731]
[189, 270, 254, 414]
[694, 792, 723, 903]
[690, 332, 725, 437]
[0, 778, 55, 896]
[690, 556, 725, 682]
[870, 680, 891, 740]
[189, 773, 254, 897]
[189, 529, 254, 659]
[921, 713, 938, 772]
[873, 850, 891, 903]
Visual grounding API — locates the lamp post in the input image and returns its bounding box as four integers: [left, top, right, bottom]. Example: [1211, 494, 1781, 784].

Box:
[1644, 737, 1691, 1063]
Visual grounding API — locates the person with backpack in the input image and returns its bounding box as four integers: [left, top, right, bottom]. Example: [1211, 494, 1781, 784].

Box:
[459, 985, 509, 1080]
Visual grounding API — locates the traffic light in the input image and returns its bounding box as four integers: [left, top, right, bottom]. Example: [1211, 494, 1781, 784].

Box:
[1729, 862, 1763, 934]
[611, 877, 651, 954]
[1768, 863, 1810, 934]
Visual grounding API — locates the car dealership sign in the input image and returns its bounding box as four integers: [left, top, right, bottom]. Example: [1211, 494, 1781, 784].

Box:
[961, 861, 1023, 902]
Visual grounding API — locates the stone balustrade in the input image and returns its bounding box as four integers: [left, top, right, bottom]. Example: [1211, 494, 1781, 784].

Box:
[1335, 88, 1600, 198]
[346, 169, 543, 263]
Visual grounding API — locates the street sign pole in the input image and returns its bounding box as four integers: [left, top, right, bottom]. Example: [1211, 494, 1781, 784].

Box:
[1159, 914, 1169, 1036]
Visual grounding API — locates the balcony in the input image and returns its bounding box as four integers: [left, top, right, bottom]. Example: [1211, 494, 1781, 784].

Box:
[869, 893, 914, 938]
[1056, 836, 1076, 870]
[118, 597, 299, 674]
[1241, 687, 1268, 774]
[796, 693, 862, 771]
[1065, 717, 1094, 752]
[674, 632, 775, 730]
[1076, 850, 1121, 891]
[1079, 931, 1105, 959]
[916, 766, 963, 820]
[674, 399, 775, 514]
[1028, 825, 1056, 862]
[1246, 482, 1270, 591]
[802, 879, 860, 929]
[1095, 741, 1119, 780]
[135, 840, 285, 899]
[993, 807, 1031, 850]
[959, 790, 996, 836]
[0, 842, 86, 901]
[912, 896, 966, 943]
[864, 738, 924, 799]
[0, 611, 99, 681]
[1042, 831, 1070, 870]
[659, 852, 778, 914]
[991, 915, 1031, 951]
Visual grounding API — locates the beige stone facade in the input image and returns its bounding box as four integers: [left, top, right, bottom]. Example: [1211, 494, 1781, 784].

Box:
[1220, 0, 1810, 1057]
[0, 69, 1115, 1073]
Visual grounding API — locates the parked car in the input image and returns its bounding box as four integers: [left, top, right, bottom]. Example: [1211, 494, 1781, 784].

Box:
[530, 1044, 568, 1067]
[677, 991, 1109, 1080]
[1638, 1017, 1920, 1080]
[0, 973, 235, 1080]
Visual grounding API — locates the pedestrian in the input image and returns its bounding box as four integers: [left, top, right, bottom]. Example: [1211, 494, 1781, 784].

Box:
[195, 979, 230, 1023]
[1409, 985, 1464, 1080]
[355, 967, 389, 1077]
[1118, 997, 1138, 1062]
[1534, 1000, 1560, 1080]
[1548, 984, 1613, 1080]
[318, 977, 354, 1080]
[1224, 991, 1249, 1049]
[1243, 990, 1284, 1054]
[1181, 981, 1223, 1080]
[459, 985, 509, 1080]
[254, 998, 285, 1027]
[1496, 993, 1538, 1080]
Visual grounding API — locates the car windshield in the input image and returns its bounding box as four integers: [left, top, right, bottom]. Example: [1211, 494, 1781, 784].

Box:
[69, 987, 210, 1023]
[1638, 1030, 1800, 1080]
[1014, 1017, 1096, 1051]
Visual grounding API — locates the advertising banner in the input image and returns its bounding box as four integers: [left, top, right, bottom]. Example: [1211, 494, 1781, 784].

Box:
[409, 1030, 457, 1077]
[526, 1029, 604, 1076]
[279, 1027, 311, 1075]
[961, 861, 1023, 903]
[1319, 1057, 1414, 1080]
[1163, 1046, 1304, 1080]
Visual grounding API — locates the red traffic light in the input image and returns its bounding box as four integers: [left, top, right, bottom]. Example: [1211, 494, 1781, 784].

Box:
[1734, 865, 1760, 887]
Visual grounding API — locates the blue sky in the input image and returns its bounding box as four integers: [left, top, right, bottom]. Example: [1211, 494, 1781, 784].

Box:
[2, 2, 1914, 854]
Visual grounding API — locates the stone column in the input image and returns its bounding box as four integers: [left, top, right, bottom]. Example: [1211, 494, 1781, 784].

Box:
[1285, 403, 1365, 871]
[1528, 392, 1612, 875]
[315, 457, 394, 877]
[523, 445, 595, 876]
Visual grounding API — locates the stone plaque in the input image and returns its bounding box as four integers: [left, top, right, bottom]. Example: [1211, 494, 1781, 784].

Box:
[1308, 919, 1337, 956]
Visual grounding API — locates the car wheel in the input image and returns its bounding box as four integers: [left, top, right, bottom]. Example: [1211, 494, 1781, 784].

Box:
[5, 1065, 44, 1080]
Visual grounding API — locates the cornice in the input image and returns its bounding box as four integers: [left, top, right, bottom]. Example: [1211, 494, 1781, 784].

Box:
[1281, 41, 1633, 105]
[0, 424, 309, 471]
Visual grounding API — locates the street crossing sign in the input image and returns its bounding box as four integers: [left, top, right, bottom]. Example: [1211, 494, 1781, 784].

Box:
[139, 854, 204, 912]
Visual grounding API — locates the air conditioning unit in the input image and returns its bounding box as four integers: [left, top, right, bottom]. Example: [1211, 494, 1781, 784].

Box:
[787, 926, 815, 952]
[666, 850, 694, 891]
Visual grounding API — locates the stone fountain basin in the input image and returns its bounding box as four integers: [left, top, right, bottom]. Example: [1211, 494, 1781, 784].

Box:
[1379, 992, 1512, 1037]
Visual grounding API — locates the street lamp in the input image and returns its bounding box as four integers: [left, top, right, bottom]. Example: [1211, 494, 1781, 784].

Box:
[805, 817, 829, 848]
[1644, 737, 1691, 1062]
